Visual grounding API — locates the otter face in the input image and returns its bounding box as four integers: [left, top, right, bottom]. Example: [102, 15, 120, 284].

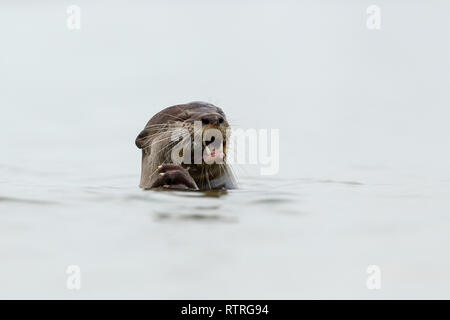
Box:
[175, 103, 230, 166]
[176, 103, 229, 127]
[135, 102, 236, 190]
[135, 101, 230, 166]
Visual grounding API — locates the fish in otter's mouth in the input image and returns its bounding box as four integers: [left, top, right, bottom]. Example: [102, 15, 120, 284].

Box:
[135, 101, 237, 191]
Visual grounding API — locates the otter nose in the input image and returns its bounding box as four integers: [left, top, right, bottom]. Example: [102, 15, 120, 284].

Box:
[201, 114, 224, 126]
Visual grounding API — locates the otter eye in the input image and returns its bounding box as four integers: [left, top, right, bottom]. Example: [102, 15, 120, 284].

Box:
[202, 119, 209, 125]
[218, 118, 224, 124]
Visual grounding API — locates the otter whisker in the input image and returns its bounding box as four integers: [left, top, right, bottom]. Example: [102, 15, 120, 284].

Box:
[162, 114, 187, 122]
[140, 128, 190, 148]
[148, 133, 192, 159]
[142, 124, 170, 128]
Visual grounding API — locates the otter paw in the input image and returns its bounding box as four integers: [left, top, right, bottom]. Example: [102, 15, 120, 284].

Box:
[152, 164, 199, 190]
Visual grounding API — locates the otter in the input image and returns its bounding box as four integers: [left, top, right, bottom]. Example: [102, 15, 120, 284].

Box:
[135, 101, 236, 190]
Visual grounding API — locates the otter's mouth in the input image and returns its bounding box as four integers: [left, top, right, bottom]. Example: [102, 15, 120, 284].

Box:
[203, 136, 226, 163]
[177, 137, 226, 165]
[176, 123, 228, 166]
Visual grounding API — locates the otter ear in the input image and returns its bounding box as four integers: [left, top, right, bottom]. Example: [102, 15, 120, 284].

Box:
[135, 129, 150, 149]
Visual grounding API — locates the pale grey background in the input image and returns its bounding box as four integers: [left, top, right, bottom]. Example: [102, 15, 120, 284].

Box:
[0, 0, 449, 298]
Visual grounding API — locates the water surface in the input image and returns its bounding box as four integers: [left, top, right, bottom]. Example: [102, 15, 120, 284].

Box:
[1, 1, 450, 299]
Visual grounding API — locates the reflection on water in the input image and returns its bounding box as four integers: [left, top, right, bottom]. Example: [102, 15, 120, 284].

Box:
[152, 189, 230, 199]
[1, 163, 450, 299]
[0, 196, 57, 205]
[154, 212, 237, 223]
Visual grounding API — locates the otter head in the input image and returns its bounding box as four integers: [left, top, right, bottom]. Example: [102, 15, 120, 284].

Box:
[135, 101, 235, 189]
